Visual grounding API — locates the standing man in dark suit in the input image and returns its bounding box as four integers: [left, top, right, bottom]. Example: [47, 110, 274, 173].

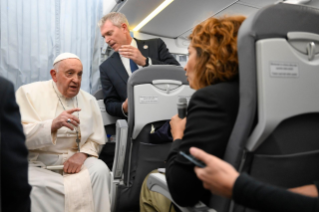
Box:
[0, 77, 31, 212]
[99, 12, 179, 118]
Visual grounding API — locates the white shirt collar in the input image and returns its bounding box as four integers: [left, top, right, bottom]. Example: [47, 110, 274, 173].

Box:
[52, 80, 75, 101]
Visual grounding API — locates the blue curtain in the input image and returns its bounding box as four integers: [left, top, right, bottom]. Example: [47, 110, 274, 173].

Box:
[0, 0, 103, 93]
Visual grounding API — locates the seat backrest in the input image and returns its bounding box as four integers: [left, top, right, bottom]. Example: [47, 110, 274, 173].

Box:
[115, 65, 194, 211]
[0, 117, 2, 211]
[93, 89, 119, 128]
[211, 3, 319, 212]
[94, 89, 120, 170]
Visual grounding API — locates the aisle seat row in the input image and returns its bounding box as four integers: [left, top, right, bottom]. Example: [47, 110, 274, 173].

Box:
[95, 2, 319, 212]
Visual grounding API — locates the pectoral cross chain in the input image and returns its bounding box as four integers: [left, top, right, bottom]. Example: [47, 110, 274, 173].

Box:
[52, 82, 81, 152]
[76, 134, 80, 152]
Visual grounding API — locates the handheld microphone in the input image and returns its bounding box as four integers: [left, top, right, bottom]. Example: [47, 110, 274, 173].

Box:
[177, 98, 187, 119]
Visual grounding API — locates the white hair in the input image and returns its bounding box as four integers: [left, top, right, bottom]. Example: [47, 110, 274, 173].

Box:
[98, 12, 129, 28]
[53, 62, 60, 73]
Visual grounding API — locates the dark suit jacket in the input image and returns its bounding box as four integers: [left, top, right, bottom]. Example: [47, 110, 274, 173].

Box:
[166, 79, 239, 207]
[99, 38, 180, 118]
[0, 77, 31, 212]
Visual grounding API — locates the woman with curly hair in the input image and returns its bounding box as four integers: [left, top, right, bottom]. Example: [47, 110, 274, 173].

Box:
[139, 15, 246, 211]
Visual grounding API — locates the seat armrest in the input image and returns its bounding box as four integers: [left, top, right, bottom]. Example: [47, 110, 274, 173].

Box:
[147, 173, 172, 200]
[112, 119, 128, 179]
[147, 173, 217, 212]
[97, 100, 119, 126]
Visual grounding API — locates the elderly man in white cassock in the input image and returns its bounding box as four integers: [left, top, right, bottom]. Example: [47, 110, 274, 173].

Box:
[16, 53, 111, 212]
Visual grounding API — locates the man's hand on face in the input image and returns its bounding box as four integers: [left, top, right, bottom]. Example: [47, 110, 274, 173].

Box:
[119, 45, 147, 66]
[122, 98, 128, 113]
[63, 152, 88, 174]
[51, 108, 81, 133]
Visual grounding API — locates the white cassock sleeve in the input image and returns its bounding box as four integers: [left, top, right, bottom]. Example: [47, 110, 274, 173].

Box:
[15, 87, 57, 150]
[80, 97, 107, 158]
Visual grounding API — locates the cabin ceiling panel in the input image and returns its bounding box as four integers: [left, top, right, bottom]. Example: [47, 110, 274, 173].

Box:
[237, 0, 278, 8]
[178, 2, 258, 40]
[117, 0, 319, 39]
[305, 1, 319, 8]
[141, 0, 238, 38]
[118, 0, 164, 30]
[119, 0, 238, 38]
[216, 2, 258, 17]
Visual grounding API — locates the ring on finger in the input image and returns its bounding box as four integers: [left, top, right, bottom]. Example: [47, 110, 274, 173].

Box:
[67, 118, 71, 123]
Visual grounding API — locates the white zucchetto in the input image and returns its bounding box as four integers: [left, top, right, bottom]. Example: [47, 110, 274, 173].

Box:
[53, 53, 80, 65]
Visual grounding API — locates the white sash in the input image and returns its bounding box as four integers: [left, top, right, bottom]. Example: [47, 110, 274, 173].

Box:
[64, 167, 95, 212]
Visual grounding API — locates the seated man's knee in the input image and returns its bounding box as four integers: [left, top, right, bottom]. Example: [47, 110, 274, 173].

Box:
[87, 158, 110, 177]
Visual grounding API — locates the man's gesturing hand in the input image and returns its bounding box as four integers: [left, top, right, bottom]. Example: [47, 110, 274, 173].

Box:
[51, 108, 81, 133]
[119, 45, 147, 66]
[63, 152, 88, 174]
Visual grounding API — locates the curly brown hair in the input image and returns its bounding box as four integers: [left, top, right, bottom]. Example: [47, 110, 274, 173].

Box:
[189, 15, 246, 90]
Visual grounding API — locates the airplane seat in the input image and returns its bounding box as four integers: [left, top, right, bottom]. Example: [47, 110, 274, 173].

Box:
[93, 89, 120, 170]
[148, 2, 319, 212]
[93, 88, 103, 99]
[93, 89, 120, 133]
[215, 2, 319, 212]
[110, 65, 194, 211]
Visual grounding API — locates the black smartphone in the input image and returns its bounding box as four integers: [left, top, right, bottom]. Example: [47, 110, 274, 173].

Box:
[179, 151, 206, 168]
